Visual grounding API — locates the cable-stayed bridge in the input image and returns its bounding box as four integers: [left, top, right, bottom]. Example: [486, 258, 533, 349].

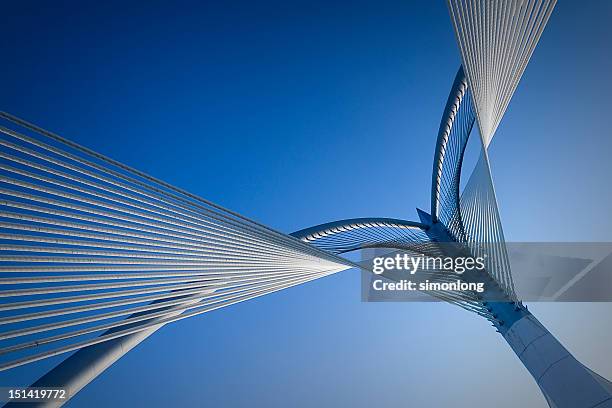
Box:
[1, 1, 611, 407]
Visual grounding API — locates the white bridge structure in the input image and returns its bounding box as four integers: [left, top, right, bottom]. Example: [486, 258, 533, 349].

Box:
[1, 1, 611, 407]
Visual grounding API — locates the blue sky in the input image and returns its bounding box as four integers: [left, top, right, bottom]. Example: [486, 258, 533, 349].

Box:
[1, 1, 612, 407]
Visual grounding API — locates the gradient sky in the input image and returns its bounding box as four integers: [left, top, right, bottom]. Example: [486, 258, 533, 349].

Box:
[1, 1, 612, 407]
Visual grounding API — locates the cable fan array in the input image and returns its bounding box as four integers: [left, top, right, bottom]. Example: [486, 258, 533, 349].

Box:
[0, 112, 354, 371]
[447, 0, 557, 148]
[459, 152, 516, 302]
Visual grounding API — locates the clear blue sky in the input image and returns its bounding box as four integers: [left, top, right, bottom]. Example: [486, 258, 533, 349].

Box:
[1, 1, 612, 407]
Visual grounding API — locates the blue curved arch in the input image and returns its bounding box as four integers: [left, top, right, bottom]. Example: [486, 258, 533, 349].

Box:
[291, 217, 431, 254]
[430, 66, 475, 240]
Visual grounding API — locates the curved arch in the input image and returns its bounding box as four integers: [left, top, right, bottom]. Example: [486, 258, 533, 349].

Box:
[291, 217, 431, 255]
[430, 66, 475, 239]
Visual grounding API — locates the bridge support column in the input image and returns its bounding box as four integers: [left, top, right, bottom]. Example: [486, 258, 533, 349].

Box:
[503, 312, 612, 408]
[3, 293, 211, 408]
